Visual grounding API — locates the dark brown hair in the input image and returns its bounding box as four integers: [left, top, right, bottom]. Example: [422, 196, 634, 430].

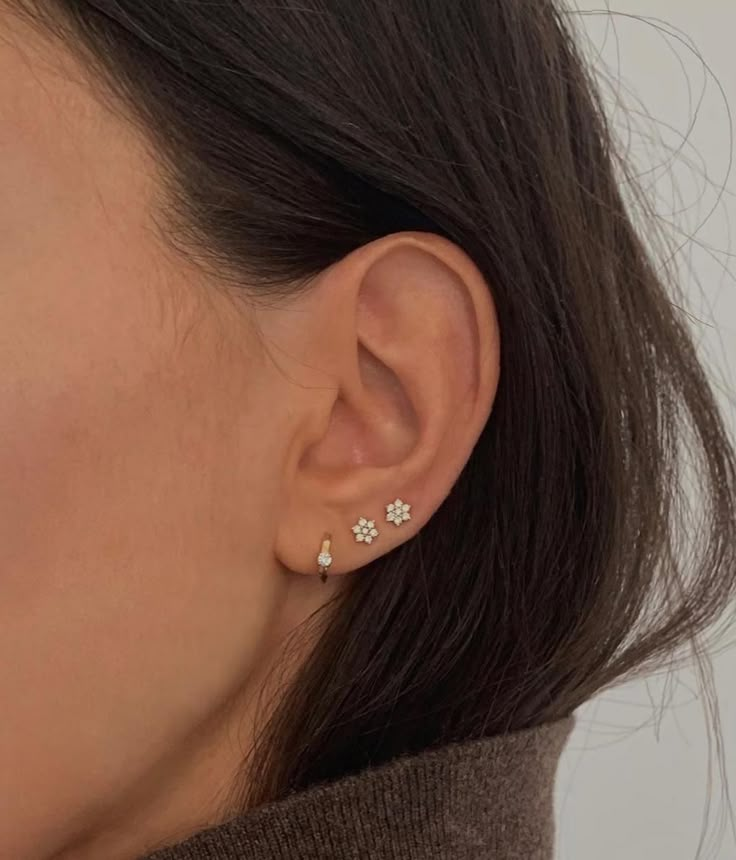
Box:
[15, 0, 736, 812]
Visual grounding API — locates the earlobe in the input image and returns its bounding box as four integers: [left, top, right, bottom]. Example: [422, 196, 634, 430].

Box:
[273, 231, 500, 580]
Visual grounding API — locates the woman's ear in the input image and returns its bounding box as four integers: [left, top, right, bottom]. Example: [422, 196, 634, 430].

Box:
[270, 231, 500, 579]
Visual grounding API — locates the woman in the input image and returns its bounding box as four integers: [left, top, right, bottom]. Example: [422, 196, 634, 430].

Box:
[1, 1, 734, 858]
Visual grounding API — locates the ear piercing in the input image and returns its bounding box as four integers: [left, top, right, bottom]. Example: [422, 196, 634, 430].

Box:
[352, 517, 379, 544]
[318, 499, 412, 583]
[386, 498, 411, 527]
[351, 498, 412, 543]
[317, 533, 333, 583]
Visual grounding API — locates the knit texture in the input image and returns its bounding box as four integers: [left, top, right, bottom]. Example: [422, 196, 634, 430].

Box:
[139, 716, 573, 860]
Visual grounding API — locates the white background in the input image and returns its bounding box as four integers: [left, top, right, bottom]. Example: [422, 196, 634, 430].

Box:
[556, 3, 736, 858]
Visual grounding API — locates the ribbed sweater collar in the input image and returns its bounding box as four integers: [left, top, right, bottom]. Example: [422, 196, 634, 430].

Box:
[141, 716, 573, 860]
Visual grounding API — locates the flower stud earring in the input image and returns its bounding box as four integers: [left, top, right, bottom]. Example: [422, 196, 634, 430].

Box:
[352, 517, 379, 544]
[317, 533, 333, 583]
[386, 498, 411, 527]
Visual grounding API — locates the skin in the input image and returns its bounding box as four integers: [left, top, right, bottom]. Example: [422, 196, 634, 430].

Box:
[0, 10, 500, 860]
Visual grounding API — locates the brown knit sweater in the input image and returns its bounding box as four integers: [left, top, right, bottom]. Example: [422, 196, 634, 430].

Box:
[139, 716, 573, 860]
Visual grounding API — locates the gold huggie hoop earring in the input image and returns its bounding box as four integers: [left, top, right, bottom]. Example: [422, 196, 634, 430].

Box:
[317, 533, 333, 583]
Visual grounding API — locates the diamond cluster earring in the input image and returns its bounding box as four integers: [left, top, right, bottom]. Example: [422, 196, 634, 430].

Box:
[386, 498, 411, 527]
[352, 517, 379, 544]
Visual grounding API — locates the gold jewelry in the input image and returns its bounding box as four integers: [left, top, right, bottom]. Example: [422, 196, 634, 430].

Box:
[351, 517, 379, 544]
[317, 534, 333, 583]
[386, 498, 412, 527]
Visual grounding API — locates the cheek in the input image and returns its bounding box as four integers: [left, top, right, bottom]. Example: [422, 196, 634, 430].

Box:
[0, 243, 280, 790]
[0, 26, 288, 846]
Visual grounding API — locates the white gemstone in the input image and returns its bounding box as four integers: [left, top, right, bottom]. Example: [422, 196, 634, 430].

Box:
[364, 535, 373, 544]
[352, 525, 361, 534]
[317, 552, 332, 568]
[358, 517, 367, 526]
[356, 533, 365, 541]
[387, 503, 395, 512]
[369, 528, 378, 537]
[367, 520, 375, 528]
